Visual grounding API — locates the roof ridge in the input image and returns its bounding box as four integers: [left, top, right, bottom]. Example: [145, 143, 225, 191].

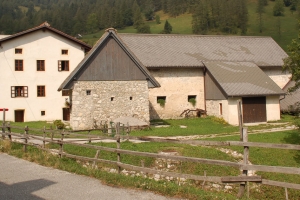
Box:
[118, 33, 272, 38]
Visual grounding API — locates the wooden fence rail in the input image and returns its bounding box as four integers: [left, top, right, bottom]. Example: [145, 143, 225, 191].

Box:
[1, 123, 300, 198]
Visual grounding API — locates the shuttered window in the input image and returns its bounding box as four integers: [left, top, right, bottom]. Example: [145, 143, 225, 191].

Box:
[11, 86, 28, 98]
[58, 60, 69, 71]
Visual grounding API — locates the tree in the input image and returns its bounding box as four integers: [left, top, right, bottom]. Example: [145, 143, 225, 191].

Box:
[155, 15, 161, 24]
[273, 0, 284, 16]
[283, 28, 300, 92]
[162, 20, 172, 34]
[257, 0, 265, 33]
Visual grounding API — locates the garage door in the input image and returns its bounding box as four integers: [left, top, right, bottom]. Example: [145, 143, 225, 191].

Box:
[242, 97, 266, 123]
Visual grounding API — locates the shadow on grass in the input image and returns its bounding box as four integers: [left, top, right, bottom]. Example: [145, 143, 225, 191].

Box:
[282, 130, 300, 164]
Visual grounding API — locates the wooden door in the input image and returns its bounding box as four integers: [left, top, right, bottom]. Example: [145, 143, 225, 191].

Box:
[15, 110, 24, 122]
[242, 97, 266, 123]
[63, 108, 70, 121]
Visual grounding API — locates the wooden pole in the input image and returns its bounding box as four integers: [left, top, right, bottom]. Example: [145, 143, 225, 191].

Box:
[237, 100, 243, 141]
[116, 122, 121, 174]
[1, 108, 6, 139]
[237, 127, 249, 198]
[23, 126, 29, 152]
[7, 122, 11, 141]
[59, 130, 64, 158]
[92, 150, 100, 169]
[43, 126, 46, 148]
[285, 188, 289, 200]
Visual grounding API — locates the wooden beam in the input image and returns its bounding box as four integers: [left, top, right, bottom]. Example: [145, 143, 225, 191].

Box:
[221, 176, 261, 183]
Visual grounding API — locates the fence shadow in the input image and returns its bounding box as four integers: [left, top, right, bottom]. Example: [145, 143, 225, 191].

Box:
[0, 179, 56, 200]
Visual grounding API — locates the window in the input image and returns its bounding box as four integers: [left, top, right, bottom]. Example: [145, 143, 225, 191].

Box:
[111, 97, 114, 101]
[62, 90, 70, 96]
[62, 49, 68, 55]
[86, 90, 91, 95]
[41, 111, 45, 116]
[130, 96, 133, 100]
[15, 48, 22, 54]
[11, 86, 28, 98]
[58, 60, 69, 71]
[188, 95, 197, 107]
[15, 60, 23, 71]
[37, 86, 45, 97]
[36, 60, 45, 71]
[157, 96, 166, 107]
[219, 103, 223, 115]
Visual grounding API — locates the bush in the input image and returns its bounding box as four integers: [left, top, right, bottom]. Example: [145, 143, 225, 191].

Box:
[53, 120, 65, 130]
[293, 117, 300, 130]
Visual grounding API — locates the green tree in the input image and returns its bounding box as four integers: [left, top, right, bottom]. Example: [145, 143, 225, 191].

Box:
[257, 0, 265, 33]
[155, 15, 161, 24]
[86, 13, 98, 33]
[283, 27, 300, 92]
[162, 20, 172, 34]
[273, 0, 285, 16]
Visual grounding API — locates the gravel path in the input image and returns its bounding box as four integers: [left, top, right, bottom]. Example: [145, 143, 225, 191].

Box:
[0, 153, 174, 200]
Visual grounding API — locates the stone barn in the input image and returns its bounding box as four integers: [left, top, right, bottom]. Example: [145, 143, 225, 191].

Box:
[58, 29, 159, 130]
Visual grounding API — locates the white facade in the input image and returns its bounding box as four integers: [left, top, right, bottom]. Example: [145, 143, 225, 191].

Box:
[0, 29, 87, 122]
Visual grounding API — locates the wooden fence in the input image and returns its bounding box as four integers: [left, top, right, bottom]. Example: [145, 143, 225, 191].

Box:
[1, 122, 300, 199]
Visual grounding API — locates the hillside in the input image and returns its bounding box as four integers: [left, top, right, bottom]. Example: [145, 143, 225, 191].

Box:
[82, 1, 298, 52]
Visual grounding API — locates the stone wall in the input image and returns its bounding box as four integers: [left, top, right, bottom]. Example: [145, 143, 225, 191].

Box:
[148, 68, 205, 119]
[70, 81, 149, 130]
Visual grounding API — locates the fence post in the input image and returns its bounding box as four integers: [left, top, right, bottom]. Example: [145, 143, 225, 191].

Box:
[237, 127, 249, 198]
[43, 126, 46, 148]
[1, 109, 5, 139]
[116, 122, 121, 174]
[23, 126, 29, 152]
[88, 130, 91, 143]
[93, 150, 100, 169]
[59, 130, 64, 158]
[50, 125, 54, 141]
[7, 122, 11, 141]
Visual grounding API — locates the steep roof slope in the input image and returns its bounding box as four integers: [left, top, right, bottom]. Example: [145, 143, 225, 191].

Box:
[0, 22, 91, 52]
[59, 29, 160, 90]
[204, 61, 284, 97]
[119, 34, 288, 68]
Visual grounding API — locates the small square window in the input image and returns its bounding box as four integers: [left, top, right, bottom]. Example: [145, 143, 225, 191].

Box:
[15, 48, 22, 54]
[62, 49, 68, 55]
[41, 111, 45, 116]
[111, 97, 114, 101]
[86, 90, 91, 95]
[157, 96, 166, 107]
[37, 60, 45, 71]
[62, 90, 70, 96]
[130, 96, 133, 100]
[188, 95, 197, 107]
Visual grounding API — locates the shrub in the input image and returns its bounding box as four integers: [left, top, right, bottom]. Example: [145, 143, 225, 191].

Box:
[157, 99, 166, 107]
[188, 98, 196, 107]
[293, 117, 300, 130]
[53, 120, 65, 130]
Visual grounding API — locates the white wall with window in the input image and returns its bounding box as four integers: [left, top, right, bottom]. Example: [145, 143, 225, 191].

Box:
[0, 28, 87, 122]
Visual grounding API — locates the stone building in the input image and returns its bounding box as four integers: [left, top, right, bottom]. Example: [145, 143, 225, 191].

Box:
[58, 29, 159, 130]
[60, 29, 290, 129]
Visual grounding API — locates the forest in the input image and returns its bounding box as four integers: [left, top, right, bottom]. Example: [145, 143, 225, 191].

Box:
[0, 0, 298, 37]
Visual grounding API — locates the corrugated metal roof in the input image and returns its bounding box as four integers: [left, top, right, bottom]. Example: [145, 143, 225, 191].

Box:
[281, 81, 300, 111]
[204, 61, 284, 97]
[119, 34, 287, 68]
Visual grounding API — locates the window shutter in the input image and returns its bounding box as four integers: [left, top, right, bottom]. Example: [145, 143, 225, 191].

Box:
[24, 86, 28, 97]
[58, 61, 62, 71]
[11, 86, 15, 98]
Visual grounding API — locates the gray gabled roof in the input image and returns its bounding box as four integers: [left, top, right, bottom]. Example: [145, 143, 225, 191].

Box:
[58, 29, 160, 91]
[119, 34, 287, 68]
[0, 22, 91, 52]
[204, 61, 285, 97]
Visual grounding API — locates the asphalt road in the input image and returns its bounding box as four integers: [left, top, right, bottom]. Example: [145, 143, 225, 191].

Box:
[0, 153, 173, 200]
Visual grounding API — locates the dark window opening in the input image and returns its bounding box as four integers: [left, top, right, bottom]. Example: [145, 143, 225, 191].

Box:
[111, 97, 114, 101]
[86, 90, 91, 95]
[62, 49, 68, 55]
[219, 103, 223, 115]
[62, 90, 70, 96]
[37, 86, 46, 97]
[157, 96, 166, 107]
[41, 111, 45, 116]
[15, 48, 22, 54]
[15, 60, 23, 71]
[58, 60, 69, 71]
[37, 60, 45, 71]
[130, 96, 133, 100]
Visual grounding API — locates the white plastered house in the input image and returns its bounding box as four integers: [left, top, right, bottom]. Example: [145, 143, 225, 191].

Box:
[0, 22, 91, 122]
